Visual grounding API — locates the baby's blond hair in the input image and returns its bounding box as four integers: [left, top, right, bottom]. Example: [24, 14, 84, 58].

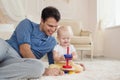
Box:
[57, 26, 73, 37]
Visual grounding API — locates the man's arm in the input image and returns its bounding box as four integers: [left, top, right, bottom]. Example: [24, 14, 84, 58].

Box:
[19, 43, 36, 58]
[47, 51, 54, 64]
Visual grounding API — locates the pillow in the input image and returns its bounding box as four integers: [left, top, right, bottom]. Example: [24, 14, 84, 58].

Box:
[59, 20, 81, 36]
[0, 24, 14, 39]
[80, 30, 91, 36]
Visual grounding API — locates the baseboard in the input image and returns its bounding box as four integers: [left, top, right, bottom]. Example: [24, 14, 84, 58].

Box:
[85, 54, 104, 58]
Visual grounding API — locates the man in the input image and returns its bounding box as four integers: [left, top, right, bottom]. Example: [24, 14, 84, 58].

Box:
[0, 6, 63, 80]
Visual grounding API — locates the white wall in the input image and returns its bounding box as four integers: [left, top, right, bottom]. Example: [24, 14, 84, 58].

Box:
[104, 26, 120, 59]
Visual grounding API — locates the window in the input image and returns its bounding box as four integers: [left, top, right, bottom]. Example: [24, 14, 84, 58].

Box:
[97, 0, 120, 28]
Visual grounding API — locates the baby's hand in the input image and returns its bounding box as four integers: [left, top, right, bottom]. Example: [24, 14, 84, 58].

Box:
[60, 56, 65, 61]
[43, 68, 64, 76]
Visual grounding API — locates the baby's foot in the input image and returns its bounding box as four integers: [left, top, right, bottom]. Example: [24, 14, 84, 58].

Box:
[80, 63, 85, 71]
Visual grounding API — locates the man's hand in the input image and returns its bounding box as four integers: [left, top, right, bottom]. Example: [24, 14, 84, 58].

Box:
[43, 68, 64, 76]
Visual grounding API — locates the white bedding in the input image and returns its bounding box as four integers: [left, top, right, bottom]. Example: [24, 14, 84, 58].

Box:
[38, 59, 120, 80]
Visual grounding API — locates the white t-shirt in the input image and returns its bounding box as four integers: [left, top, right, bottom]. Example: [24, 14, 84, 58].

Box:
[53, 44, 76, 56]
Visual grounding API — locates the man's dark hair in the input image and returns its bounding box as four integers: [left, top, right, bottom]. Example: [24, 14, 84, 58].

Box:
[41, 6, 61, 22]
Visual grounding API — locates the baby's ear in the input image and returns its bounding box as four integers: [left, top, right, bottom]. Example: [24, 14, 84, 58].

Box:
[57, 36, 60, 39]
[57, 37, 59, 42]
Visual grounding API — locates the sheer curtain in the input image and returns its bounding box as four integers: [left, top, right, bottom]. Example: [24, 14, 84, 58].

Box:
[97, 0, 120, 28]
[94, 0, 120, 56]
[0, 0, 26, 22]
[93, 20, 104, 56]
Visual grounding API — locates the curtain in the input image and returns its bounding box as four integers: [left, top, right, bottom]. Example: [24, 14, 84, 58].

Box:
[0, 0, 26, 22]
[93, 20, 104, 56]
[97, 0, 120, 28]
[95, 0, 114, 56]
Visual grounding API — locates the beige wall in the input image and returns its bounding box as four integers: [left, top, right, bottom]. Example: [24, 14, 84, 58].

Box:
[23, 0, 97, 31]
[104, 26, 120, 59]
[1, 0, 97, 31]
[88, 0, 97, 31]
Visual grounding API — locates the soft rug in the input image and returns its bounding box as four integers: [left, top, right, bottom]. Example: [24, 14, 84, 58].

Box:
[37, 59, 120, 80]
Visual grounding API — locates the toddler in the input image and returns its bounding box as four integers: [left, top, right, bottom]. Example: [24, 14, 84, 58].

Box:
[49, 26, 84, 73]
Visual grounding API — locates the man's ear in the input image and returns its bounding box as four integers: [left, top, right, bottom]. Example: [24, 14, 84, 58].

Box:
[41, 18, 45, 23]
[41, 19, 44, 24]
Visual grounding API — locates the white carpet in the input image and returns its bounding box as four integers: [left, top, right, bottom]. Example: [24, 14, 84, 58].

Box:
[38, 59, 120, 80]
